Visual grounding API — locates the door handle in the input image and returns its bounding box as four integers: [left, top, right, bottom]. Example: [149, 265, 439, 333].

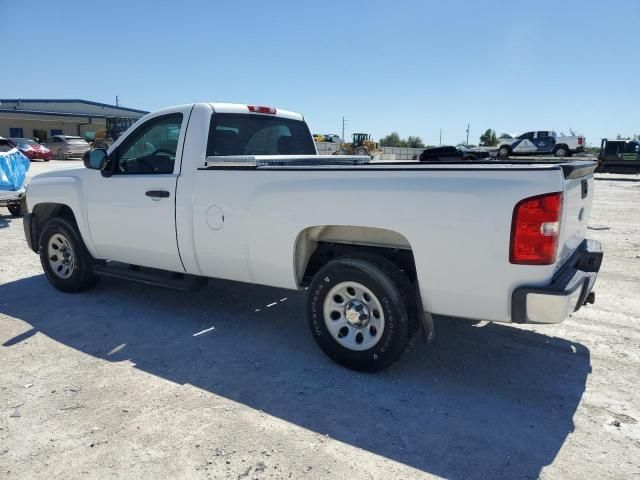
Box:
[145, 190, 170, 198]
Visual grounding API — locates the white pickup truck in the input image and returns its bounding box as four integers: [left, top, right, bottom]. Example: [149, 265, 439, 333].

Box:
[23, 103, 602, 371]
[497, 130, 586, 158]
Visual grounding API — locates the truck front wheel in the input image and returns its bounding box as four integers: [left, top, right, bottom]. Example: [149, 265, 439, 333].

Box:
[498, 146, 510, 158]
[38, 217, 99, 292]
[307, 255, 413, 372]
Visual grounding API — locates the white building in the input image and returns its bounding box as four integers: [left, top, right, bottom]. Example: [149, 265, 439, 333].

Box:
[0, 99, 148, 141]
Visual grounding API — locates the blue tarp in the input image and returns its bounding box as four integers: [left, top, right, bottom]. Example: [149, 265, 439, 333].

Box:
[0, 148, 30, 191]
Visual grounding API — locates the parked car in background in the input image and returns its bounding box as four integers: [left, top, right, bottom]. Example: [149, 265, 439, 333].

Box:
[597, 139, 640, 173]
[42, 135, 90, 159]
[497, 131, 585, 158]
[8, 138, 52, 161]
[418, 145, 491, 162]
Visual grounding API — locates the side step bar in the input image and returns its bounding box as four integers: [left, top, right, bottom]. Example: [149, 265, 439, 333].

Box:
[94, 263, 207, 292]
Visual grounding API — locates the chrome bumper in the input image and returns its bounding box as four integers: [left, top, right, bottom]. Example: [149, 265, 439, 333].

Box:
[512, 239, 602, 324]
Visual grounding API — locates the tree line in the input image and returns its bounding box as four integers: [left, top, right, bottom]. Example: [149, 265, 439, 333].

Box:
[379, 129, 640, 149]
[379, 132, 425, 148]
[379, 129, 509, 148]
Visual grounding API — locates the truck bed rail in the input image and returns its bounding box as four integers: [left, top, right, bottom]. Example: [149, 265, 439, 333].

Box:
[204, 155, 371, 168]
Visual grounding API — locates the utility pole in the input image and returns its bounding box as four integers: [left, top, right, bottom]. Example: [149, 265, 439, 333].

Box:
[465, 123, 470, 146]
[341, 117, 347, 143]
[439, 128, 442, 146]
[115, 96, 120, 107]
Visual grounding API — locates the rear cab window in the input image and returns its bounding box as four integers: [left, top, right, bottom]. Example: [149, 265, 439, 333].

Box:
[206, 114, 315, 156]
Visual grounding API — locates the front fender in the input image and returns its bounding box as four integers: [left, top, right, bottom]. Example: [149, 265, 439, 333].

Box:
[27, 176, 99, 259]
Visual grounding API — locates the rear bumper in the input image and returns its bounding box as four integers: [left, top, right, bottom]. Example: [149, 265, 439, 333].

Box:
[512, 239, 602, 324]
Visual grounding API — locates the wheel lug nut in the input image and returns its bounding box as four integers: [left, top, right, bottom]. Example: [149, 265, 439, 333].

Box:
[359, 314, 368, 321]
[355, 304, 363, 311]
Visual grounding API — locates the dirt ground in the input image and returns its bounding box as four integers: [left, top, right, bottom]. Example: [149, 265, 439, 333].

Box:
[1, 161, 639, 479]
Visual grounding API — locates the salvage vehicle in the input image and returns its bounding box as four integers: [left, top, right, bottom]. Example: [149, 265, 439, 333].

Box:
[23, 103, 603, 371]
[497, 131, 585, 158]
[0, 137, 29, 216]
[596, 138, 640, 173]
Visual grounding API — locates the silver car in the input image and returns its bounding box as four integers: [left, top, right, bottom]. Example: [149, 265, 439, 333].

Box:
[43, 135, 90, 160]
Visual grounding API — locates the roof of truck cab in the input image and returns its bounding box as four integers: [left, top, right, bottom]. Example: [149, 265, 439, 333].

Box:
[208, 103, 304, 121]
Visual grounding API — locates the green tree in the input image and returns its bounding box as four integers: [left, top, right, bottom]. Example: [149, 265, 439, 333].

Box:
[406, 136, 425, 148]
[380, 132, 403, 147]
[380, 132, 425, 148]
[479, 129, 498, 146]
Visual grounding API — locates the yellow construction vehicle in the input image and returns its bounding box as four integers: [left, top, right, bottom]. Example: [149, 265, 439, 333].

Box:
[334, 133, 382, 157]
[92, 116, 136, 149]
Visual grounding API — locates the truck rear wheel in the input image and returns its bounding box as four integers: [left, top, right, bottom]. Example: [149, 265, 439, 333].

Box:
[554, 146, 568, 157]
[39, 217, 99, 292]
[307, 255, 413, 372]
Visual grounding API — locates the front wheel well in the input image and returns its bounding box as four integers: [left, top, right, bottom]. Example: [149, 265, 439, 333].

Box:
[31, 203, 78, 251]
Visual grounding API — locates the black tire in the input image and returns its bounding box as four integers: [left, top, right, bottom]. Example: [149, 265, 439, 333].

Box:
[497, 146, 510, 158]
[553, 145, 568, 158]
[38, 217, 99, 292]
[307, 254, 415, 372]
[7, 202, 22, 217]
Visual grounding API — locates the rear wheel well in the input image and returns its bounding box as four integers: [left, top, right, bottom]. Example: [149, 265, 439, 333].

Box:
[301, 242, 417, 286]
[498, 145, 511, 156]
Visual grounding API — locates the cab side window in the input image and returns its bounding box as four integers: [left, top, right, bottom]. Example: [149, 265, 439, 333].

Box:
[116, 114, 183, 174]
[518, 132, 535, 140]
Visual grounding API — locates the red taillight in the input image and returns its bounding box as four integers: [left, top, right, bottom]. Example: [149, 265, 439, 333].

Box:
[578, 137, 584, 145]
[247, 105, 276, 114]
[510, 192, 563, 265]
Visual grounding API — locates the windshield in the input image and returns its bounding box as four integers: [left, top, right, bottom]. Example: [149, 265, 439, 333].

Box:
[0, 139, 14, 152]
[206, 114, 315, 156]
[66, 137, 89, 145]
[12, 138, 37, 147]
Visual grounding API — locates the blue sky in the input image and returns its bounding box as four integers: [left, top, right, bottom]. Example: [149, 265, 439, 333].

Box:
[1, 0, 638, 146]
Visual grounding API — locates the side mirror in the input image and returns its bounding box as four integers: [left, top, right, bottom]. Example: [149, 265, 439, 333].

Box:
[84, 148, 108, 170]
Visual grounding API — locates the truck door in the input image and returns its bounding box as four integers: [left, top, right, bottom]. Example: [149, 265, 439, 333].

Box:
[86, 109, 191, 272]
[532, 131, 554, 153]
[512, 132, 536, 153]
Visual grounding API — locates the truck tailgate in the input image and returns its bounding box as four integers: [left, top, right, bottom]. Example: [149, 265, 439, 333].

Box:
[556, 162, 597, 270]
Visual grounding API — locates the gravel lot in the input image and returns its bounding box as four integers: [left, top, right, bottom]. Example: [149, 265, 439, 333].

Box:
[1, 161, 639, 479]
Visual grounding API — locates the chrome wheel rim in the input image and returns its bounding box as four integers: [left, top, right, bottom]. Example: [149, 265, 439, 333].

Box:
[47, 233, 75, 279]
[323, 281, 385, 351]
